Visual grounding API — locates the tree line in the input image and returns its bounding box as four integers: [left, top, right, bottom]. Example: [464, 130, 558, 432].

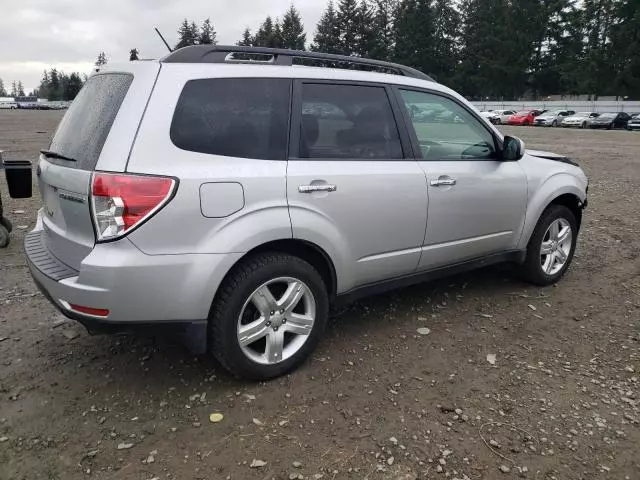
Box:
[37, 69, 85, 101]
[171, 0, 640, 100]
[0, 79, 26, 97]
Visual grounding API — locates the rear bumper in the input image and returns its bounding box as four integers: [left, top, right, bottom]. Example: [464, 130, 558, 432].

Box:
[25, 221, 242, 326]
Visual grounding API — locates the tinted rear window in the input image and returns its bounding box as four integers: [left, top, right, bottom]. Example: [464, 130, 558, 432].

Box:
[48, 73, 133, 170]
[170, 78, 290, 160]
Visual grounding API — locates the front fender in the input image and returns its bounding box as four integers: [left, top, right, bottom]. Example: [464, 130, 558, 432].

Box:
[518, 173, 587, 250]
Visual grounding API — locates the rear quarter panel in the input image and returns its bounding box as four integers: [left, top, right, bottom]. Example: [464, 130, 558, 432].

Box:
[125, 64, 291, 256]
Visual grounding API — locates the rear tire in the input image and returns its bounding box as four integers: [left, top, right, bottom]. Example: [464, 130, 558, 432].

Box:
[523, 121, 530, 126]
[209, 252, 329, 380]
[581, 122, 587, 129]
[0, 225, 9, 248]
[519, 205, 577, 286]
[552, 120, 558, 127]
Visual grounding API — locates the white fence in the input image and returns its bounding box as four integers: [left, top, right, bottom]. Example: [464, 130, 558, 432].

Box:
[472, 101, 640, 113]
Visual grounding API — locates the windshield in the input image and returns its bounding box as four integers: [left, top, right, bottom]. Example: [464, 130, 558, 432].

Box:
[598, 113, 615, 118]
[48, 73, 133, 170]
[547, 111, 563, 116]
[573, 112, 591, 117]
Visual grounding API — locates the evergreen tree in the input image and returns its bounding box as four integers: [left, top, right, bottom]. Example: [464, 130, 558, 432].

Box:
[281, 5, 306, 50]
[370, 0, 398, 60]
[17, 81, 25, 97]
[199, 18, 217, 45]
[581, 0, 617, 96]
[610, 0, 640, 98]
[129, 48, 139, 61]
[431, 0, 461, 86]
[312, 1, 342, 53]
[0, 78, 6, 97]
[95, 51, 107, 67]
[393, 0, 435, 75]
[49, 69, 61, 101]
[336, 0, 360, 55]
[237, 27, 254, 46]
[273, 20, 284, 48]
[254, 16, 283, 47]
[455, 0, 514, 99]
[254, 16, 274, 46]
[64, 73, 84, 100]
[176, 19, 198, 48]
[355, 0, 376, 57]
[10, 81, 17, 97]
[38, 71, 50, 100]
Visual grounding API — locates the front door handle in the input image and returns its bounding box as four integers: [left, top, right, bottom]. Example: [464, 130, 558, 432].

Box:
[299, 184, 337, 193]
[430, 177, 457, 187]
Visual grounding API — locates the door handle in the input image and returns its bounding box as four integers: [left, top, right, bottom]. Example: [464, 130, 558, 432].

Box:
[430, 177, 456, 187]
[298, 184, 337, 193]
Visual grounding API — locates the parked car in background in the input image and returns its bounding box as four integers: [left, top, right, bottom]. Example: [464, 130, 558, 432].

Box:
[587, 112, 631, 129]
[534, 110, 575, 127]
[0, 102, 18, 109]
[626, 113, 640, 131]
[561, 112, 599, 128]
[507, 110, 542, 126]
[481, 109, 517, 125]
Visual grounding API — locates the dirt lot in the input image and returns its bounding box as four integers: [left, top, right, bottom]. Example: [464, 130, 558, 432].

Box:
[0, 109, 638, 480]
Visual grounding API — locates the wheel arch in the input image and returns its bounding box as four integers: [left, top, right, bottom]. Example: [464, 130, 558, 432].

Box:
[519, 178, 586, 251]
[210, 239, 338, 315]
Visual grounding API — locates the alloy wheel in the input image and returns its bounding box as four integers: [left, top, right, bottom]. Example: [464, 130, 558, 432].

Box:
[237, 277, 316, 365]
[540, 218, 572, 275]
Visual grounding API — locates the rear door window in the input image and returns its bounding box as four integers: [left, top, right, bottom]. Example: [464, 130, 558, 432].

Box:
[298, 83, 403, 159]
[48, 73, 133, 170]
[171, 78, 291, 160]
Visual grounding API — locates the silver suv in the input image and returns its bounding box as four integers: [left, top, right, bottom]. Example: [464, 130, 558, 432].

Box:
[25, 46, 588, 379]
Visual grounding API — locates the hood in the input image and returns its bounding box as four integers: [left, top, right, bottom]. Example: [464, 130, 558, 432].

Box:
[527, 149, 579, 167]
[566, 115, 588, 120]
[537, 115, 555, 120]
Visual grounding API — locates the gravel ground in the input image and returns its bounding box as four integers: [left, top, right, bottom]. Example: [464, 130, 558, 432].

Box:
[0, 110, 638, 480]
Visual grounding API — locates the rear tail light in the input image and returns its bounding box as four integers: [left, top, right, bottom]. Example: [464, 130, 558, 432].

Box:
[91, 173, 176, 241]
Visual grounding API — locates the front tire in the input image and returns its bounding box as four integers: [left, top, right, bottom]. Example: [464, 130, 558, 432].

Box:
[519, 205, 577, 286]
[209, 253, 329, 380]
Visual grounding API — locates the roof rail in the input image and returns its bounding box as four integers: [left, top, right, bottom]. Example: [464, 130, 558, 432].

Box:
[160, 45, 435, 82]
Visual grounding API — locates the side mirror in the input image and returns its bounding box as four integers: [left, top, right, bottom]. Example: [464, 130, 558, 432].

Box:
[502, 135, 525, 161]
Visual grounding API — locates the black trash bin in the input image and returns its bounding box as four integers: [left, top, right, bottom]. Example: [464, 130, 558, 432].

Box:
[3, 159, 33, 198]
[0, 152, 33, 248]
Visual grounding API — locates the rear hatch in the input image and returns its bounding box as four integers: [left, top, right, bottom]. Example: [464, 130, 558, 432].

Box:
[37, 63, 160, 271]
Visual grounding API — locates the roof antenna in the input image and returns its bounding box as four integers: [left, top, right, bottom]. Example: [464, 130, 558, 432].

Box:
[155, 27, 173, 52]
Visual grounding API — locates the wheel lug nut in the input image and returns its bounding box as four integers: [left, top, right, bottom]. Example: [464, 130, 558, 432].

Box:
[273, 326, 278, 331]
[270, 311, 274, 315]
[282, 319, 286, 324]
[266, 321, 271, 326]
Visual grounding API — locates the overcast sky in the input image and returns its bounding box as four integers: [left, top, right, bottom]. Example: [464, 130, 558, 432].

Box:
[0, 0, 326, 93]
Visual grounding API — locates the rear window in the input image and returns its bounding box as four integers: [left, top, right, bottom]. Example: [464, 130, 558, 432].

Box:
[170, 78, 290, 160]
[48, 73, 133, 170]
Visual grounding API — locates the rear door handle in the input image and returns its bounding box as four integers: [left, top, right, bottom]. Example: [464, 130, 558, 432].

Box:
[298, 184, 337, 193]
[430, 177, 456, 187]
